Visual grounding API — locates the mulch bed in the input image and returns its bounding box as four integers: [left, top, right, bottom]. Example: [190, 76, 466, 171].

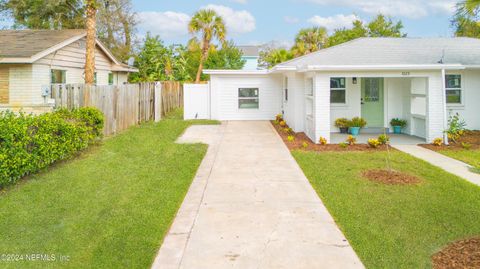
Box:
[362, 169, 421, 185]
[421, 131, 480, 151]
[271, 121, 390, 152]
[432, 237, 480, 269]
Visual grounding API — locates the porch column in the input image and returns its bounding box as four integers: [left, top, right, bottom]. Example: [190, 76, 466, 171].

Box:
[314, 73, 331, 143]
[426, 72, 445, 143]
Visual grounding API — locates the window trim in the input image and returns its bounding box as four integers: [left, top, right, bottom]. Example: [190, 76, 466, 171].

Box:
[330, 77, 347, 105]
[445, 74, 463, 106]
[238, 87, 260, 110]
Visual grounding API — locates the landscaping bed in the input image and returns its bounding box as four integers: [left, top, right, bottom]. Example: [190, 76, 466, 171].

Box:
[293, 150, 480, 268]
[271, 120, 390, 152]
[0, 109, 218, 268]
[432, 237, 480, 269]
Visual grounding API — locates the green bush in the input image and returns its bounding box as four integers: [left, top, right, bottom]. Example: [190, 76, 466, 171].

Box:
[0, 107, 104, 187]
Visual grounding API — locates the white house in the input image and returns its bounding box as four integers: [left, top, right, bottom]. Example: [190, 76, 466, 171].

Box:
[0, 30, 138, 113]
[188, 37, 480, 144]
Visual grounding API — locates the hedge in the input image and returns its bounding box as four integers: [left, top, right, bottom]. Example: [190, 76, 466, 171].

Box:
[0, 107, 104, 188]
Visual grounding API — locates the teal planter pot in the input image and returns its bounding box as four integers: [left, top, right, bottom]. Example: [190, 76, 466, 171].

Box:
[350, 127, 360, 136]
[393, 126, 402, 134]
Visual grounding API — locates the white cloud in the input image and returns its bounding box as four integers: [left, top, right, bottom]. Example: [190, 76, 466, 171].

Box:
[305, 0, 457, 19]
[284, 16, 300, 24]
[203, 4, 256, 34]
[138, 11, 190, 38]
[230, 0, 248, 4]
[308, 14, 360, 32]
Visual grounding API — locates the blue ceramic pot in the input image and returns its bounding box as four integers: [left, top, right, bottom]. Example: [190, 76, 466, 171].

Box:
[393, 126, 402, 134]
[350, 127, 360, 136]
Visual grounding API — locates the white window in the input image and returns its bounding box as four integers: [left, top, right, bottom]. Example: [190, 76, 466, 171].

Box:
[239, 88, 259, 109]
[51, 69, 66, 84]
[445, 74, 462, 104]
[330, 77, 346, 104]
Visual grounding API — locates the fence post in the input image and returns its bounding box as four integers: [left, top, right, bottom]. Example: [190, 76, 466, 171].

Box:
[154, 82, 162, 122]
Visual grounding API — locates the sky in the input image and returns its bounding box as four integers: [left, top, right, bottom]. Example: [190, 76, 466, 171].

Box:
[133, 0, 459, 47]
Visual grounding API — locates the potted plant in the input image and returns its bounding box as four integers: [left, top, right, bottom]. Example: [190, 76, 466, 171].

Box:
[335, 118, 349, 134]
[390, 118, 407, 134]
[348, 117, 367, 136]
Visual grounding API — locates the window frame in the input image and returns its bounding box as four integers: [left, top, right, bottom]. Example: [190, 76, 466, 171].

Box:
[238, 88, 260, 109]
[445, 74, 463, 106]
[330, 77, 347, 105]
[51, 69, 66, 84]
[108, 73, 114, 85]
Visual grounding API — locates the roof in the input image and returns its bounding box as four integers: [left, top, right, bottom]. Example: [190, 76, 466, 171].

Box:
[238, 45, 260, 57]
[276, 37, 480, 70]
[0, 30, 137, 72]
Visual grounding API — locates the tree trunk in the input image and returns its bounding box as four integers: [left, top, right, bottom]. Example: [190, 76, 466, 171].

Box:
[195, 39, 209, 83]
[85, 0, 97, 85]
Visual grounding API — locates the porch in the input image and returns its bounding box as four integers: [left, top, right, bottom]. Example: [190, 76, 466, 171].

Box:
[331, 133, 425, 145]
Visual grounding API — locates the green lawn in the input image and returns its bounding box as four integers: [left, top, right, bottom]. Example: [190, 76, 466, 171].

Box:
[438, 149, 480, 170]
[292, 150, 480, 269]
[0, 110, 217, 268]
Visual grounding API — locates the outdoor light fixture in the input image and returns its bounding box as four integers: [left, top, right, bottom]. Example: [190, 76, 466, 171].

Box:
[352, 77, 358, 84]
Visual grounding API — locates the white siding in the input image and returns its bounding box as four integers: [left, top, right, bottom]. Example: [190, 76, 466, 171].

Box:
[447, 69, 480, 130]
[210, 75, 282, 120]
[184, 83, 210, 120]
[426, 72, 445, 142]
[330, 77, 361, 132]
[314, 73, 331, 143]
[283, 72, 306, 133]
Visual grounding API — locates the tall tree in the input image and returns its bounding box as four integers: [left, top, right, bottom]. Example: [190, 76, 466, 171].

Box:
[259, 47, 293, 69]
[452, 0, 480, 38]
[327, 14, 405, 47]
[464, 0, 480, 14]
[291, 27, 328, 56]
[188, 9, 226, 83]
[85, 0, 97, 85]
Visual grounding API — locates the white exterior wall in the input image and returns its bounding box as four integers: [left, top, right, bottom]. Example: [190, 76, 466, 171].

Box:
[282, 72, 305, 133]
[210, 74, 282, 120]
[184, 83, 210, 120]
[447, 69, 480, 130]
[330, 77, 361, 132]
[314, 73, 331, 143]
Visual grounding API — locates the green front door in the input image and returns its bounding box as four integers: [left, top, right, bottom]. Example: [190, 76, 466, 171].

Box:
[361, 78, 384, 127]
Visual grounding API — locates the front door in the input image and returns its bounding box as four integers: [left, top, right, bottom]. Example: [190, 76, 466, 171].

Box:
[361, 78, 384, 127]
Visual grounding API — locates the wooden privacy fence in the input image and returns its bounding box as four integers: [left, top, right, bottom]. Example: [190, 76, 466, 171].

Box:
[51, 81, 183, 136]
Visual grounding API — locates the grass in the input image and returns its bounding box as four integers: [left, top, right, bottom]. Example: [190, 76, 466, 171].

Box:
[438, 149, 480, 170]
[292, 150, 480, 269]
[0, 109, 218, 268]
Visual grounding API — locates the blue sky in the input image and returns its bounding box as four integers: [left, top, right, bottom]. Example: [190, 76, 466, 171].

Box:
[133, 0, 458, 47]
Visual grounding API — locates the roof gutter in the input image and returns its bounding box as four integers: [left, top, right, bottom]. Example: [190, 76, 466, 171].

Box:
[203, 69, 271, 75]
[299, 64, 466, 72]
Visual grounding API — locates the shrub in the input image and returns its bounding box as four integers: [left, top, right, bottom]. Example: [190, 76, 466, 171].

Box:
[378, 134, 390, 145]
[0, 108, 104, 188]
[334, 118, 349, 128]
[433, 138, 443, 146]
[283, 127, 293, 134]
[446, 113, 466, 143]
[346, 135, 357, 145]
[348, 117, 367, 128]
[390, 118, 407, 128]
[368, 138, 381, 148]
[302, 142, 308, 149]
[339, 142, 348, 148]
[462, 142, 472, 150]
[279, 120, 287, 127]
[319, 137, 327, 145]
[287, 135, 295, 142]
[275, 114, 283, 122]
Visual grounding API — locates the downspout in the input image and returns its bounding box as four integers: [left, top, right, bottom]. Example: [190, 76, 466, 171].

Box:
[441, 68, 449, 145]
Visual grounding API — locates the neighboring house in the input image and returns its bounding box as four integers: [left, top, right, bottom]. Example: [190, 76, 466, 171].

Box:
[197, 37, 480, 144]
[238, 45, 260, 70]
[0, 30, 138, 113]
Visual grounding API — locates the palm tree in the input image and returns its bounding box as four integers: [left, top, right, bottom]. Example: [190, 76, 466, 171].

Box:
[291, 27, 328, 56]
[188, 9, 226, 83]
[85, 0, 97, 85]
[465, 0, 480, 15]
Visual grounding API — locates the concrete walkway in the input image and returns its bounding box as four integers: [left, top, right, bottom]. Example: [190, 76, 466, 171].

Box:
[393, 145, 480, 186]
[152, 121, 364, 269]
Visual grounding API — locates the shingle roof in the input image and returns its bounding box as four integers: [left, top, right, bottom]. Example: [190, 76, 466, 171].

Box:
[238, 45, 260, 57]
[278, 37, 480, 67]
[0, 29, 86, 58]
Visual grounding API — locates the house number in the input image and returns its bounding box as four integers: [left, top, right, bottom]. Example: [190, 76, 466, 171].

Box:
[402, 72, 411, 76]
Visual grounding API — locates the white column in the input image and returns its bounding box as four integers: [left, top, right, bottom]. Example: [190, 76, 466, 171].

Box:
[314, 73, 331, 143]
[426, 72, 445, 143]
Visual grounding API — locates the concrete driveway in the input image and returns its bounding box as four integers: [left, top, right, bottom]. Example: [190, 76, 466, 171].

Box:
[153, 121, 364, 269]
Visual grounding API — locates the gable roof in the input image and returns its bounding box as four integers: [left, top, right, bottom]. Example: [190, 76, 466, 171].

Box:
[0, 30, 137, 72]
[238, 45, 260, 57]
[276, 37, 480, 70]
